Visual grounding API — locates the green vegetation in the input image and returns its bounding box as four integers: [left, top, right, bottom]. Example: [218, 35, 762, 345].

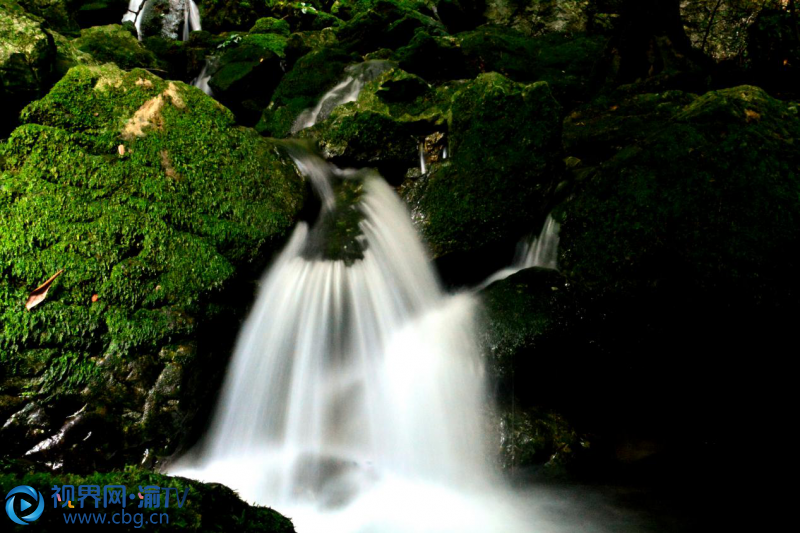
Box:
[0, 461, 295, 532]
[0, 64, 304, 464]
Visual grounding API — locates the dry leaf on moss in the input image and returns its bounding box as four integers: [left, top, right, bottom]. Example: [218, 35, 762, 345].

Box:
[25, 270, 64, 310]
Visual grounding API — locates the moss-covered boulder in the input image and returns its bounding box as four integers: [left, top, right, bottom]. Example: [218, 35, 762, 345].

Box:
[209, 32, 289, 124]
[256, 46, 357, 138]
[456, 26, 604, 103]
[250, 16, 291, 36]
[563, 90, 699, 165]
[0, 64, 305, 470]
[334, 0, 445, 54]
[16, 0, 76, 34]
[392, 31, 476, 82]
[558, 86, 800, 309]
[73, 24, 160, 71]
[402, 73, 562, 261]
[0, 0, 56, 136]
[298, 65, 452, 180]
[267, 1, 342, 32]
[199, 0, 270, 34]
[0, 461, 295, 532]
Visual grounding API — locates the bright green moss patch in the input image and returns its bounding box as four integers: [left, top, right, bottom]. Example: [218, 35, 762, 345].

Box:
[73, 24, 160, 71]
[0, 64, 305, 460]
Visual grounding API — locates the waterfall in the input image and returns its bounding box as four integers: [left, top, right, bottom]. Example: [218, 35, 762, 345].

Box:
[291, 61, 396, 134]
[191, 57, 216, 97]
[479, 214, 561, 289]
[122, 0, 201, 41]
[183, 0, 201, 41]
[170, 143, 534, 532]
[122, 0, 146, 37]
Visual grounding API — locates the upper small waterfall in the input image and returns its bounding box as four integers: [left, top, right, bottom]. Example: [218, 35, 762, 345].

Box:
[291, 61, 396, 134]
[479, 214, 561, 289]
[191, 57, 216, 97]
[183, 0, 202, 41]
[123, 0, 201, 41]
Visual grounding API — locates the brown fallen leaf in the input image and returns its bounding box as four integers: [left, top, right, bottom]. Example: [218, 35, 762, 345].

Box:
[25, 270, 64, 311]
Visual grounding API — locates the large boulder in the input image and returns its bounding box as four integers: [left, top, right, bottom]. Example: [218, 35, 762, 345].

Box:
[558, 86, 800, 308]
[0, 64, 305, 471]
[298, 64, 455, 182]
[480, 267, 593, 474]
[555, 86, 800, 440]
[73, 24, 160, 71]
[402, 73, 562, 274]
[334, 0, 445, 54]
[0, 0, 56, 136]
[17, 0, 77, 34]
[209, 32, 289, 125]
[563, 90, 699, 165]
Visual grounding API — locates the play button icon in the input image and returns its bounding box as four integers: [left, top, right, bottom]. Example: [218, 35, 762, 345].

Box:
[20, 499, 31, 512]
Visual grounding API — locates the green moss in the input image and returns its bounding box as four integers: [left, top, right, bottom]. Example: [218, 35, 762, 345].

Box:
[0, 64, 305, 459]
[0, 461, 295, 532]
[73, 24, 160, 71]
[250, 16, 291, 36]
[403, 73, 563, 258]
[17, 0, 78, 35]
[334, 0, 445, 54]
[558, 85, 800, 307]
[564, 90, 699, 165]
[0, 0, 56, 136]
[256, 46, 357, 137]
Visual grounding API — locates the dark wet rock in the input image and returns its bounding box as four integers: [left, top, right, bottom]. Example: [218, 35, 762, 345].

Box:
[0, 461, 296, 532]
[563, 90, 698, 165]
[393, 30, 477, 82]
[558, 85, 800, 308]
[209, 32, 289, 125]
[75, 0, 130, 29]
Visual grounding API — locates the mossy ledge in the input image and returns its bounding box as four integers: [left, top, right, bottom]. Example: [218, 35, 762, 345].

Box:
[0, 64, 306, 469]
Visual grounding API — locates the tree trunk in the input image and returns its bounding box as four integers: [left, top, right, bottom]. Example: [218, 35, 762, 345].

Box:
[616, 0, 703, 83]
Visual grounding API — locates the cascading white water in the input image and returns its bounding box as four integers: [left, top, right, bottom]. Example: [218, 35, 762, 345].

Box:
[291, 61, 396, 134]
[170, 145, 537, 532]
[191, 57, 216, 97]
[122, 0, 146, 37]
[182, 0, 202, 41]
[479, 214, 561, 289]
[123, 0, 201, 41]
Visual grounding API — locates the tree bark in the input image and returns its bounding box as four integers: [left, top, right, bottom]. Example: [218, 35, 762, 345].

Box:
[616, 0, 702, 83]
